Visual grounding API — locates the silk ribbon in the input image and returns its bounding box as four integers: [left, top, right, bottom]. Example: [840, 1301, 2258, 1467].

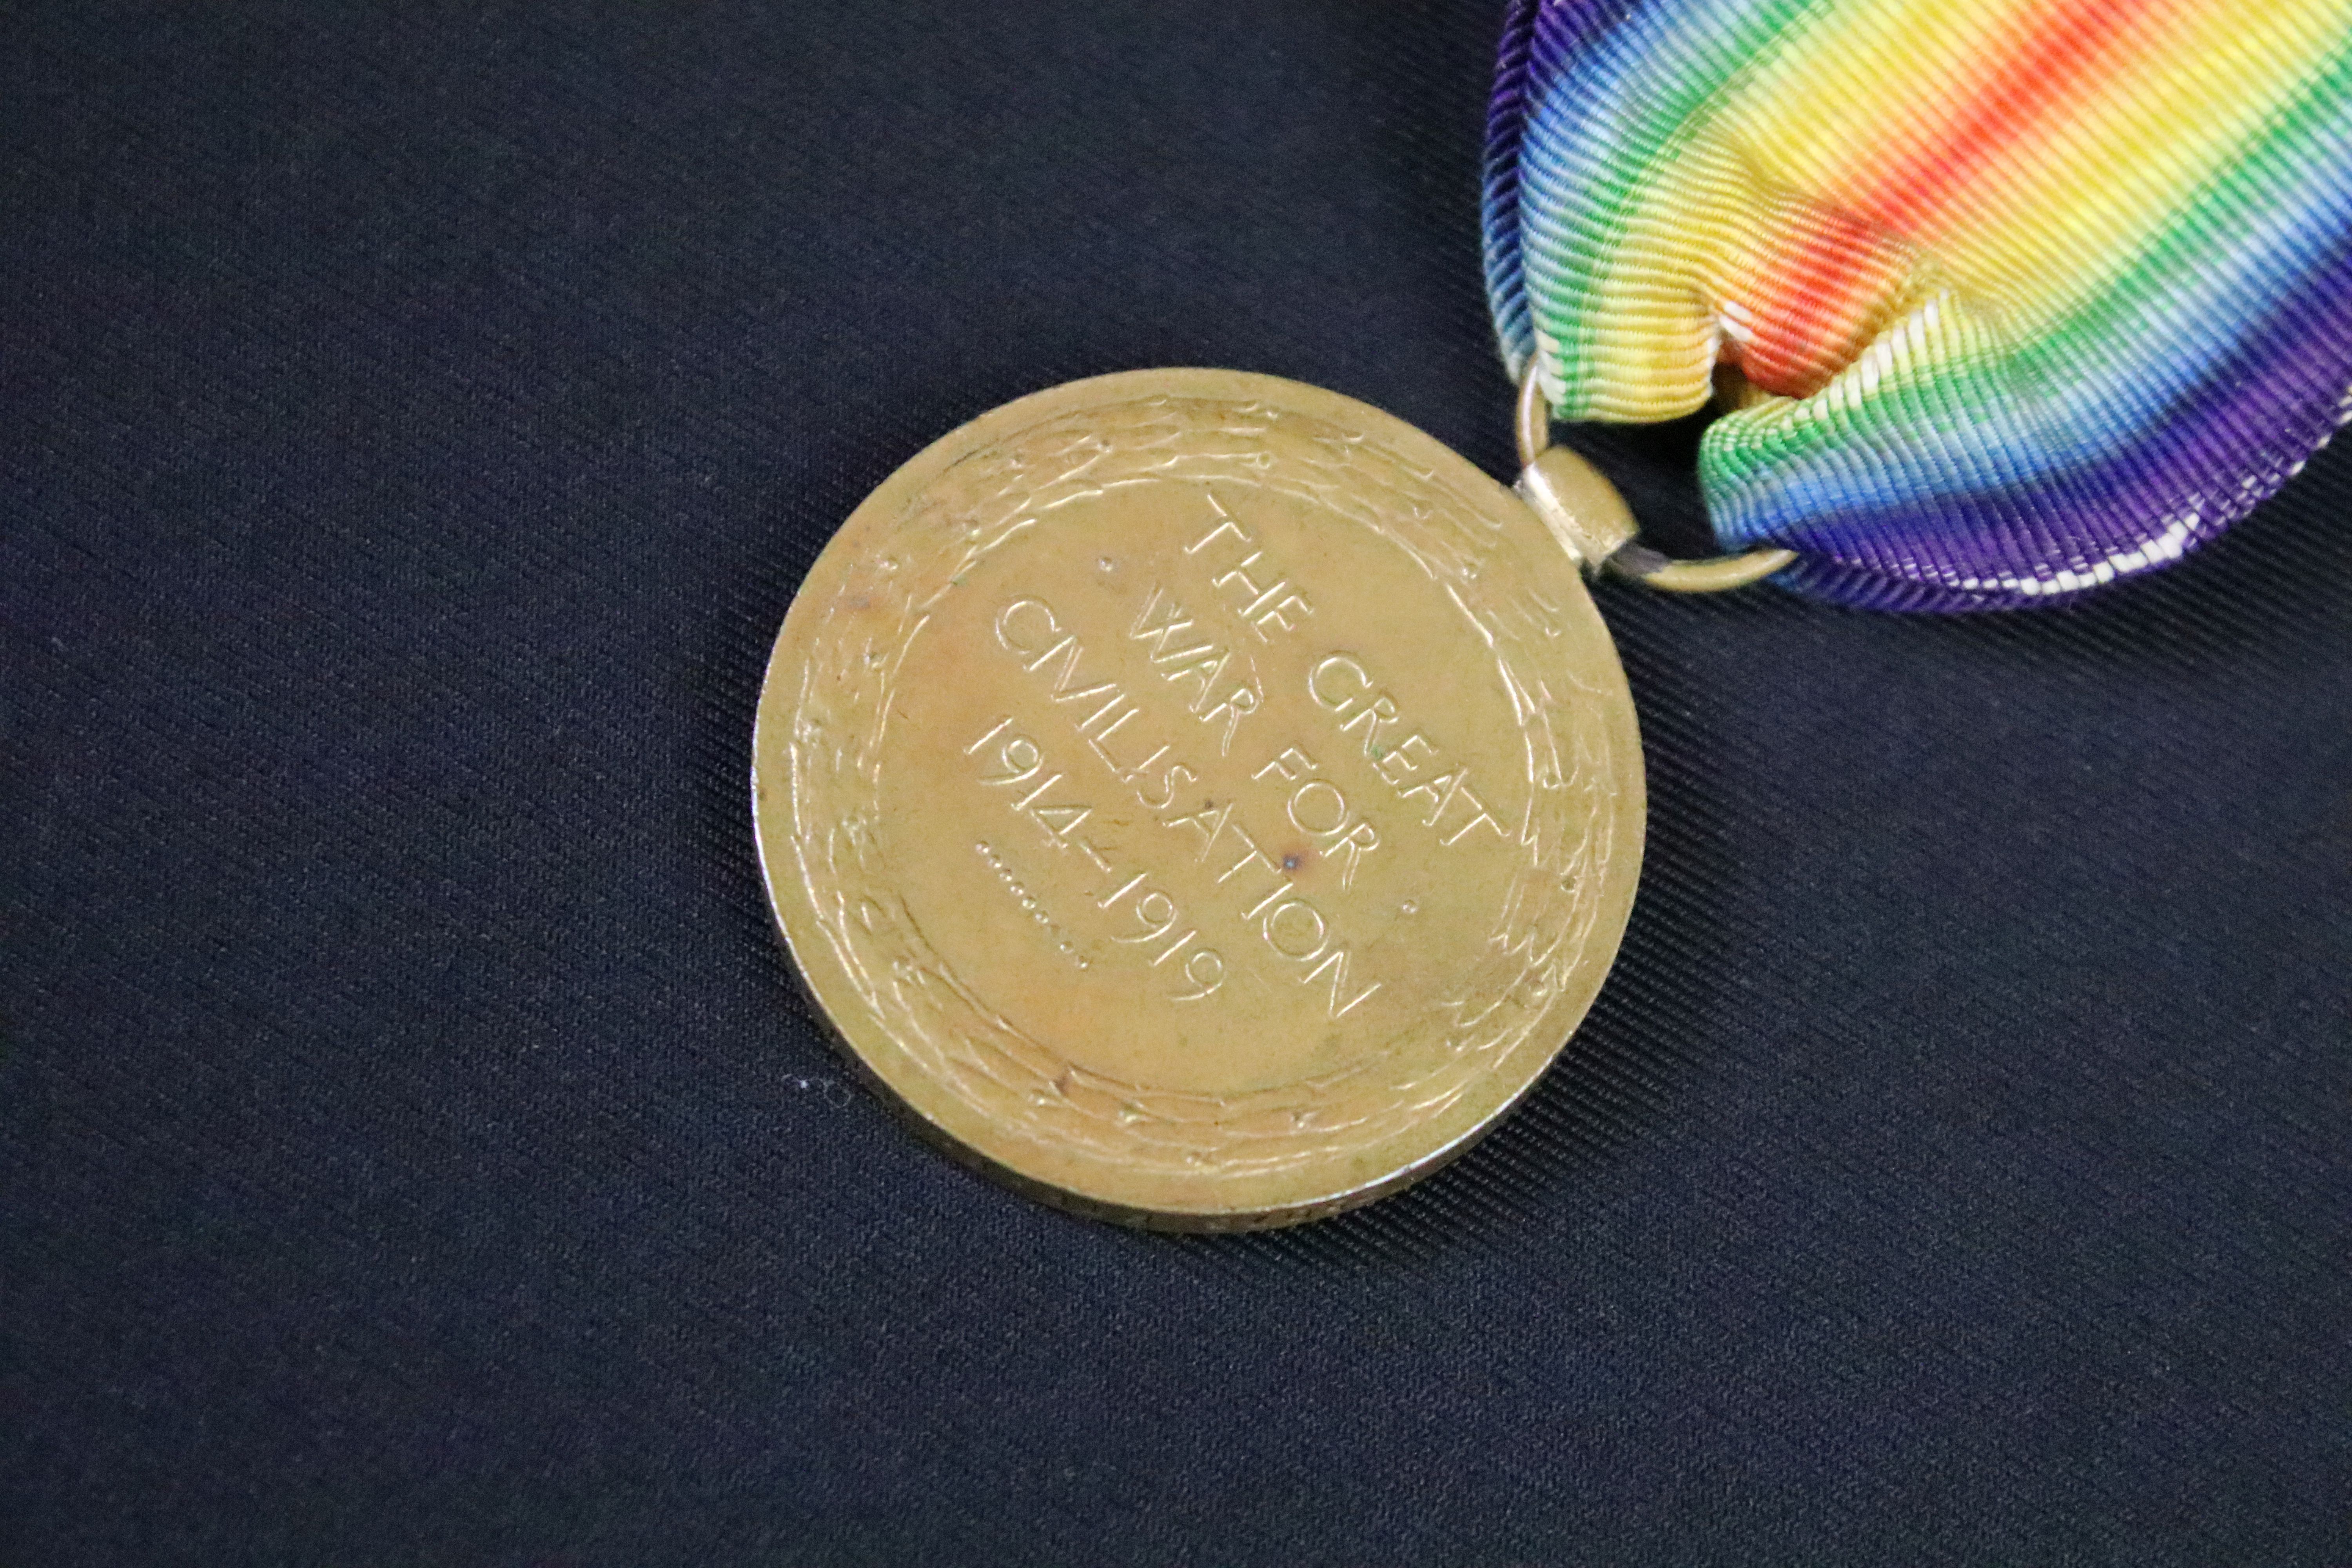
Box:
[1485, 0, 2352, 608]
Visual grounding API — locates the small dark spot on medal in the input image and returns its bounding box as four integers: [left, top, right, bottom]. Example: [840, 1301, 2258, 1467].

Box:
[1281, 849, 1308, 874]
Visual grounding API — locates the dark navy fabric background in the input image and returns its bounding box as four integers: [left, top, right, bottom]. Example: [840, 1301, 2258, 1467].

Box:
[5, 4, 2348, 1561]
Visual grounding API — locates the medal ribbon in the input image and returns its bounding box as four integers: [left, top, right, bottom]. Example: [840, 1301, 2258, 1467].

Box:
[1484, 0, 2352, 608]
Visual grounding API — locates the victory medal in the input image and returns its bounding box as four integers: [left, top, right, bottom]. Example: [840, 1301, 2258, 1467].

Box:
[751, 370, 1681, 1227]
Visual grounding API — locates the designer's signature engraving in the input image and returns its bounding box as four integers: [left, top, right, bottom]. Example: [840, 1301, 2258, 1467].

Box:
[975, 840, 1088, 970]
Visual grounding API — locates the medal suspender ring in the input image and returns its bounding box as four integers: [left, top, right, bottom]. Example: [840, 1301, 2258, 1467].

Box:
[1512, 362, 1797, 594]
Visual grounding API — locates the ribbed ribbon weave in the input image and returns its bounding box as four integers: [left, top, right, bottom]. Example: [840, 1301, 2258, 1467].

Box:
[1485, 0, 2352, 608]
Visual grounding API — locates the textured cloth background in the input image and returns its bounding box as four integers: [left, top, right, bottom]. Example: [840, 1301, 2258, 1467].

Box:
[4, 4, 2348, 1562]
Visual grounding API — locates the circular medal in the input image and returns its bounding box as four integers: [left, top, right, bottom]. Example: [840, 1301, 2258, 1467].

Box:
[752, 368, 1644, 1227]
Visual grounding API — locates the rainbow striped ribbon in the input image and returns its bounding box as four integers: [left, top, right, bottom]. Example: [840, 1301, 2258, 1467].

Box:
[1484, 0, 2352, 609]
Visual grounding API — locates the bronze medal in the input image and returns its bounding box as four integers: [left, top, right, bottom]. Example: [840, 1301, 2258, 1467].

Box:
[753, 368, 1649, 1227]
